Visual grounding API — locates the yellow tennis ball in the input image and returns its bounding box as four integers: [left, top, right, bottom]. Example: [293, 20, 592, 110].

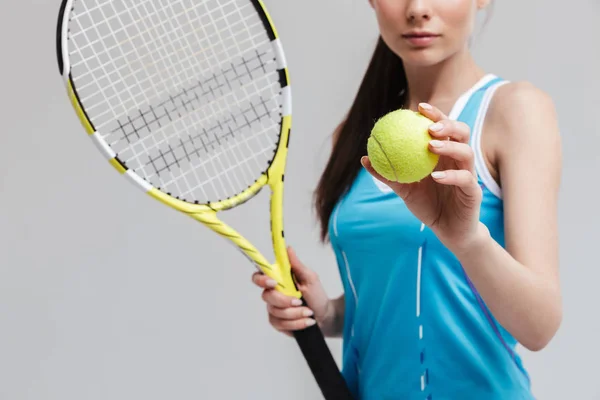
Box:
[367, 109, 440, 183]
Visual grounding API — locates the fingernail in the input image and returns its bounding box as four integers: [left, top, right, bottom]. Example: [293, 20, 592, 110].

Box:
[303, 309, 314, 317]
[266, 280, 278, 288]
[291, 299, 303, 306]
[419, 103, 432, 110]
[432, 171, 446, 179]
[305, 319, 316, 327]
[429, 123, 443, 132]
[430, 140, 444, 148]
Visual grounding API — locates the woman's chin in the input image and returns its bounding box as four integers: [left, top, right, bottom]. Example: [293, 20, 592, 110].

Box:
[392, 44, 446, 68]
[401, 52, 445, 68]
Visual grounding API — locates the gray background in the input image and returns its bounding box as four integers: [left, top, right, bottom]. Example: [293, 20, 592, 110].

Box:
[1, 0, 598, 399]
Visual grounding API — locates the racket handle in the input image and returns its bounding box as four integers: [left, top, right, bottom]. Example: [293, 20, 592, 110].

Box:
[293, 323, 355, 400]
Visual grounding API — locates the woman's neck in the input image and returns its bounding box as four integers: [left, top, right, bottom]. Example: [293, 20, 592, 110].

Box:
[403, 48, 486, 115]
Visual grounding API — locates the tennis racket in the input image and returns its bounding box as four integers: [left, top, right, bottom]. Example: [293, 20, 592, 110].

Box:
[55, 0, 354, 398]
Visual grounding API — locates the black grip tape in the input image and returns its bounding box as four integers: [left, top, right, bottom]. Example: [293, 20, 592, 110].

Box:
[293, 316, 355, 399]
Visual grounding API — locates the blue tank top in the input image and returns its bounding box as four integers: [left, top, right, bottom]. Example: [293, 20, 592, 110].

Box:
[328, 74, 534, 400]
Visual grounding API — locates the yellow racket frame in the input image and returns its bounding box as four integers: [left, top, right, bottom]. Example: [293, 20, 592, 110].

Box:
[61, 0, 301, 299]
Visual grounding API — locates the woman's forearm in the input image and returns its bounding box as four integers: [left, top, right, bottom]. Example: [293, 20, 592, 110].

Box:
[453, 223, 562, 351]
[320, 294, 345, 338]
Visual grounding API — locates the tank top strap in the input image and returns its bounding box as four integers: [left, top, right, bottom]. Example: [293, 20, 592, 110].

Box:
[450, 74, 510, 199]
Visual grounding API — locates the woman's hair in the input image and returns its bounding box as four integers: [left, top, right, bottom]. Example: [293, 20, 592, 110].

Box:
[313, 36, 408, 242]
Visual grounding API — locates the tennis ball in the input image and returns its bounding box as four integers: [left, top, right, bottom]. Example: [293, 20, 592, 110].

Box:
[367, 109, 439, 183]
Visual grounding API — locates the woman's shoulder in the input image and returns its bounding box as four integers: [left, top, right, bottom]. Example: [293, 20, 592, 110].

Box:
[484, 79, 559, 155]
[480, 78, 560, 184]
[487, 79, 557, 130]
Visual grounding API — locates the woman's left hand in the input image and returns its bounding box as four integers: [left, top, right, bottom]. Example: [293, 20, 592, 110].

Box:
[362, 102, 486, 254]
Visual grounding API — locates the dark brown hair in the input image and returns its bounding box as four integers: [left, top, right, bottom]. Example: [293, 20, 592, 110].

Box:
[313, 36, 408, 242]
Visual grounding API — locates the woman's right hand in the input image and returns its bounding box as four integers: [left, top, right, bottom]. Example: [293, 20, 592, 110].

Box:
[252, 246, 333, 337]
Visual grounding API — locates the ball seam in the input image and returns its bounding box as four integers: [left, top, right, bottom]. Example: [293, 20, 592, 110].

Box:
[371, 134, 399, 182]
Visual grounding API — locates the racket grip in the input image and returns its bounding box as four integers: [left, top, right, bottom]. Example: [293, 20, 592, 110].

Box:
[293, 323, 355, 400]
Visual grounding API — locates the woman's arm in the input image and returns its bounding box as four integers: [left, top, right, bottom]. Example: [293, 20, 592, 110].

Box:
[321, 294, 345, 338]
[453, 81, 563, 351]
[252, 247, 347, 338]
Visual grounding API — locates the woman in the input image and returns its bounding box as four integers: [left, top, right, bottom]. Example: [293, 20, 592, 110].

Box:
[253, 0, 563, 398]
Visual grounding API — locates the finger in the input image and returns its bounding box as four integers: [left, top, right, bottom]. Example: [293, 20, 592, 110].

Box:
[428, 119, 471, 144]
[361, 156, 392, 185]
[262, 288, 303, 308]
[362, 156, 402, 188]
[269, 314, 316, 332]
[252, 272, 278, 289]
[428, 140, 475, 171]
[431, 170, 482, 196]
[267, 304, 314, 321]
[278, 329, 294, 338]
[418, 102, 448, 122]
[361, 156, 411, 198]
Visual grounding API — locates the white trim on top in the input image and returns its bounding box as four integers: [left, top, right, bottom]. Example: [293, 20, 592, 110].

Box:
[471, 80, 510, 200]
[448, 73, 497, 121]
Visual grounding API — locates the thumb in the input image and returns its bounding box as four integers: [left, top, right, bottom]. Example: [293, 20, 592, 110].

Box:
[287, 246, 317, 284]
[361, 156, 410, 199]
[362, 156, 392, 185]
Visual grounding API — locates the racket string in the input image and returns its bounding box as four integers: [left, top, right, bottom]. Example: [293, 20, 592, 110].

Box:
[157, 112, 280, 201]
[161, 0, 261, 198]
[72, 22, 267, 112]
[109, 71, 279, 195]
[68, 0, 285, 204]
[111, 66, 281, 195]
[70, 0, 275, 136]
[122, 0, 201, 200]
[71, 0, 275, 136]
[137, 91, 281, 200]
[71, 2, 263, 119]
[185, 0, 274, 198]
